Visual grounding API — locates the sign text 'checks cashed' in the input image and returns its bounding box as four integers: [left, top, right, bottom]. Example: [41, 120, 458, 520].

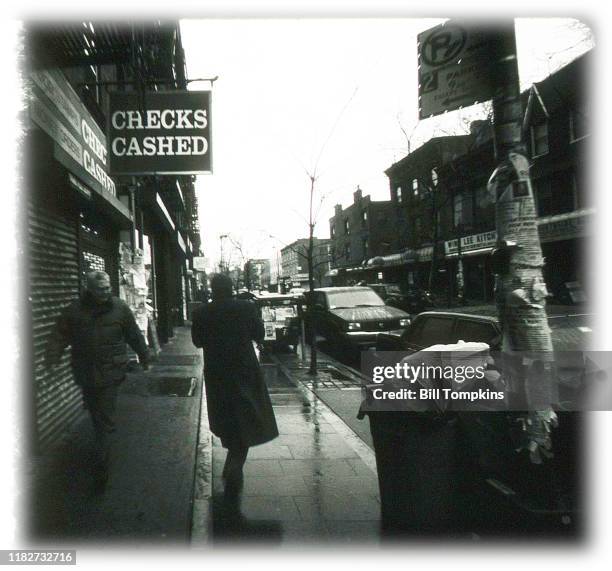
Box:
[108, 90, 212, 175]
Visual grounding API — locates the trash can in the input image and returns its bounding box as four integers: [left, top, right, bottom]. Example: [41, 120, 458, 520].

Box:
[367, 410, 463, 536]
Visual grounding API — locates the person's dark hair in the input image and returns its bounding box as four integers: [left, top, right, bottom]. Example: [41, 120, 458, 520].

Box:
[210, 274, 234, 300]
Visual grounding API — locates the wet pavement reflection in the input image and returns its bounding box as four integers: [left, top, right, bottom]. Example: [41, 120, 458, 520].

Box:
[210, 359, 381, 545]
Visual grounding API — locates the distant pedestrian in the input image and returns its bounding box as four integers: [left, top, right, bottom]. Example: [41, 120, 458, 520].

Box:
[45, 271, 149, 493]
[191, 274, 278, 503]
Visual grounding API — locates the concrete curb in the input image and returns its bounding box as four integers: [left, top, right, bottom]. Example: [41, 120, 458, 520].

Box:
[190, 363, 213, 547]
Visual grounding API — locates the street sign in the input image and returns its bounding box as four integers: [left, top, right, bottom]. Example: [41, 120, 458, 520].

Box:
[107, 90, 212, 175]
[192, 256, 208, 272]
[418, 21, 497, 119]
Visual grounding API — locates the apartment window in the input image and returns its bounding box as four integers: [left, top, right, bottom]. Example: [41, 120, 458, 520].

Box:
[431, 168, 438, 188]
[453, 193, 473, 228]
[414, 218, 422, 238]
[574, 170, 591, 209]
[570, 105, 588, 142]
[344, 219, 350, 234]
[331, 224, 335, 238]
[534, 178, 554, 216]
[453, 194, 463, 227]
[362, 210, 368, 224]
[534, 174, 574, 217]
[363, 238, 369, 255]
[531, 122, 549, 157]
[396, 186, 403, 203]
[475, 186, 490, 209]
[412, 178, 419, 197]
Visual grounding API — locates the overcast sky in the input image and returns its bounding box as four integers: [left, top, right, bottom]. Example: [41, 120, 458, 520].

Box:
[180, 17, 593, 273]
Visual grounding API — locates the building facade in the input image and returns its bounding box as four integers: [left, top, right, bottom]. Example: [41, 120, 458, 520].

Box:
[382, 135, 475, 292]
[327, 187, 396, 285]
[381, 51, 591, 304]
[281, 238, 331, 290]
[24, 22, 202, 453]
[522, 51, 592, 301]
[244, 258, 272, 291]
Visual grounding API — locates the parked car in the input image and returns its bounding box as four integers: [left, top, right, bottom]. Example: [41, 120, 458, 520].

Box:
[366, 283, 402, 301]
[306, 286, 411, 350]
[367, 283, 435, 315]
[375, 309, 588, 534]
[252, 292, 301, 351]
[555, 280, 587, 305]
[376, 311, 501, 353]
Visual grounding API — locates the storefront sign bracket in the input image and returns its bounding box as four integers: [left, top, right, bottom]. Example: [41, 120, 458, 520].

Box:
[77, 76, 219, 89]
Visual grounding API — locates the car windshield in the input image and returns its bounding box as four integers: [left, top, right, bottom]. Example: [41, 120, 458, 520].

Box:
[326, 289, 385, 309]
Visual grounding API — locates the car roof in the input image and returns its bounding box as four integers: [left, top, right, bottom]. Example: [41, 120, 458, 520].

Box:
[414, 311, 500, 324]
[253, 292, 296, 299]
[314, 287, 374, 293]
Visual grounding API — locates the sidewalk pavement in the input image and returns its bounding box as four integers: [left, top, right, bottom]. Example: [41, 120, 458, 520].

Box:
[192, 350, 382, 547]
[28, 325, 383, 548]
[27, 307, 592, 547]
[27, 325, 203, 546]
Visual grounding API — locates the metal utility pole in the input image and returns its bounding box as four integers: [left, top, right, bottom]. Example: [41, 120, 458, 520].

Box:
[456, 227, 464, 305]
[488, 22, 557, 463]
[307, 175, 318, 375]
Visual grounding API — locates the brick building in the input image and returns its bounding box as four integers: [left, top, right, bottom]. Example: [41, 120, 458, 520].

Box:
[382, 51, 592, 303]
[281, 238, 331, 290]
[327, 187, 396, 285]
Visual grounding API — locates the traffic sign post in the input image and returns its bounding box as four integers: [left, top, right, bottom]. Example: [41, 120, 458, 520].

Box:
[418, 21, 497, 119]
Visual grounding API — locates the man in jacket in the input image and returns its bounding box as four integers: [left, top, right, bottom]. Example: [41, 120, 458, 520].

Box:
[191, 274, 278, 503]
[45, 271, 149, 492]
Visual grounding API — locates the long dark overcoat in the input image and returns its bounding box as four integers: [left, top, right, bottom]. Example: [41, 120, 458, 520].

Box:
[191, 298, 278, 448]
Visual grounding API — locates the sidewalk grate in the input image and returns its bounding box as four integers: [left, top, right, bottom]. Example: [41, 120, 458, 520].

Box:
[288, 365, 362, 389]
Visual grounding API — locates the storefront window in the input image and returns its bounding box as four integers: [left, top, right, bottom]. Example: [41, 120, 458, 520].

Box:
[535, 172, 576, 217]
[570, 104, 588, 142]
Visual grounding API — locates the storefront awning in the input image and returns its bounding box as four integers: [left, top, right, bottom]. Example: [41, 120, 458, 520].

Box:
[365, 250, 416, 268]
[445, 247, 494, 259]
[537, 208, 594, 243]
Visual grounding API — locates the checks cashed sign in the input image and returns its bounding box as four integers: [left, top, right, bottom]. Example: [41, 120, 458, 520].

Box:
[108, 91, 212, 175]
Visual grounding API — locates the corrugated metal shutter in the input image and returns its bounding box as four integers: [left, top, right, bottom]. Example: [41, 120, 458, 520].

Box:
[28, 202, 84, 453]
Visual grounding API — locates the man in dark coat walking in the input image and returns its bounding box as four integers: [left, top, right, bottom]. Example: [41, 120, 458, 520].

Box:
[191, 274, 278, 498]
[45, 271, 149, 491]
